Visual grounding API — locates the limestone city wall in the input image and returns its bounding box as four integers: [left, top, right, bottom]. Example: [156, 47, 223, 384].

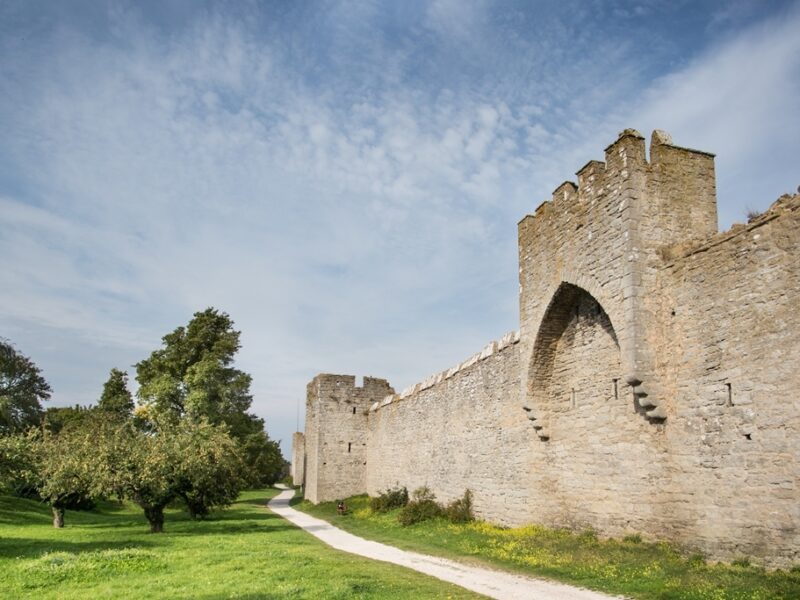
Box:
[650, 193, 800, 563]
[366, 331, 528, 524]
[295, 130, 800, 567]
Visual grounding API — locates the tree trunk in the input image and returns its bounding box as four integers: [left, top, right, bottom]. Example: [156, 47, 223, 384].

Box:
[186, 499, 208, 520]
[144, 505, 165, 533]
[52, 506, 65, 528]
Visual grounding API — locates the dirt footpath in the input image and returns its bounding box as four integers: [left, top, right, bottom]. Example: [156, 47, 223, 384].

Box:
[268, 486, 625, 600]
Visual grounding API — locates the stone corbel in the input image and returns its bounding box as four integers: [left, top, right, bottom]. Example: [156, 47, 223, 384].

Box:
[522, 405, 549, 440]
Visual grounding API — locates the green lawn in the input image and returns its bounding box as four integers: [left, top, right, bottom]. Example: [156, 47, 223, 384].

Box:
[0, 490, 483, 599]
[293, 493, 800, 600]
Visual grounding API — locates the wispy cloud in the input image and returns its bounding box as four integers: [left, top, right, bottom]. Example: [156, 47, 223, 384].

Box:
[627, 3, 800, 223]
[1, 1, 797, 453]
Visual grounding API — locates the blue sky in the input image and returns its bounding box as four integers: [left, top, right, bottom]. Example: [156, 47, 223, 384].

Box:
[2, 0, 799, 455]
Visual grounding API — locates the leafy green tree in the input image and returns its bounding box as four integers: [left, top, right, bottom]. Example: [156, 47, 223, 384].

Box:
[109, 420, 182, 532]
[0, 432, 36, 493]
[174, 420, 246, 519]
[16, 423, 102, 527]
[97, 368, 134, 417]
[100, 416, 245, 531]
[0, 339, 52, 434]
[135, 308, 252, 427]
[239, 430, 285, 487]
[135, 308, 285, 485]
[43, 404, 93, 434]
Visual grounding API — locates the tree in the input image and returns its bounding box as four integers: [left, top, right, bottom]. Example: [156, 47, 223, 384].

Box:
[43, 405, 93, 434]
[97, 368, 134, 417]
[15, 422, 102, 527]
[109, 420, 182, 533]
[0, 339, 52, 434]
[174, 419, 246, 519]
[135, 308, 284, 485]
[135, 308, 252, 427]
[104, 416, 245, 531]
[0, 432, 35, 494]
[239, 430, 285, 488]
[224, 411, 286, 486]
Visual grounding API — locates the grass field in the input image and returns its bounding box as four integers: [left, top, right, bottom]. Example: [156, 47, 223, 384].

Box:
[0, 490, 483, 599]
[294, 493, 800, 600]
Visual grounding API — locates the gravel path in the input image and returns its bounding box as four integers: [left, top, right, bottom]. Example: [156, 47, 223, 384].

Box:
[268, 486, 624, 600]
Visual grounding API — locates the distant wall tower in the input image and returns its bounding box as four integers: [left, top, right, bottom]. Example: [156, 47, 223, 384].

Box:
[290, 432, 305, 487]
[303, 374, 394, 503]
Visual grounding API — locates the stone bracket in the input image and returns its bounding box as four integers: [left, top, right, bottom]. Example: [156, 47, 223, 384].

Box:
[628, 378, 667, 421]
[522, 405, 550, 441]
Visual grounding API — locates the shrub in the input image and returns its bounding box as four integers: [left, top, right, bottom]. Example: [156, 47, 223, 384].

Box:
[398, 486, 443, 526]
[746, 208, 762, 223]
[444, 489, 474, 524]
[370, 486, 409, 513]
[579, 528, 598, 542]
[688, 553, 706, 567]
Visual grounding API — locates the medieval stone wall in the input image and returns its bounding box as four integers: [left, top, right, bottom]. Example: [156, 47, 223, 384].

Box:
[297, 130, 800, 567]
[366, 333, 529, 524]
[651, 194, 800, 564]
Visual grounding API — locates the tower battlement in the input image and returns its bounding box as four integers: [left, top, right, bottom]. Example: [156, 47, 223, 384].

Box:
[520, 129, 717, 249]
[518, 129, 718, 424]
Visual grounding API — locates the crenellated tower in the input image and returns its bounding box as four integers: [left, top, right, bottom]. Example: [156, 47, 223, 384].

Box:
[519, 129, 717, 438]
[303, 374, 394, 503]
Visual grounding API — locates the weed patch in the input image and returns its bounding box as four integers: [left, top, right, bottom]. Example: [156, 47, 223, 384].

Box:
[444, 489, 474, 524]
[398, 487, 443, 526]
[369, 486, 408, 513]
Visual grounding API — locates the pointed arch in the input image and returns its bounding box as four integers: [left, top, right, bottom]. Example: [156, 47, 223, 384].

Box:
[527, 282, 621, 439]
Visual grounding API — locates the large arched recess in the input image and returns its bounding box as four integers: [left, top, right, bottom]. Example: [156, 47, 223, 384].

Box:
[527, 282, 654, 532]
[528, 282, 622, 438]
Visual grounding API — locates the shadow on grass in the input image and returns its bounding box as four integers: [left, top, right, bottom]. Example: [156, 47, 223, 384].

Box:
[0, 537, 157, 560]
[196, 594, 282, 600]
[0, 492, 299, 557]
[0, 516, 299, 561]
[237, 497, 274, 507]
[137, 500, 299, 536]
[167, 520, 299, 537]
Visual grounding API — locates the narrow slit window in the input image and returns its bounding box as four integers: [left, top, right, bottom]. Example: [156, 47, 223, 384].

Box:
[352, 406, 356, 414]
[726, 383, 732, 406]
[613, 378, 619, 399]
[347, 442, 352, 453]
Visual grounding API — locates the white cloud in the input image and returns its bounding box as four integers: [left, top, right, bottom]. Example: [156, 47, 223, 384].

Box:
[1, 2, 797, 454]
[626, 2, 800, 226]
[424, 0, 489, 40]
